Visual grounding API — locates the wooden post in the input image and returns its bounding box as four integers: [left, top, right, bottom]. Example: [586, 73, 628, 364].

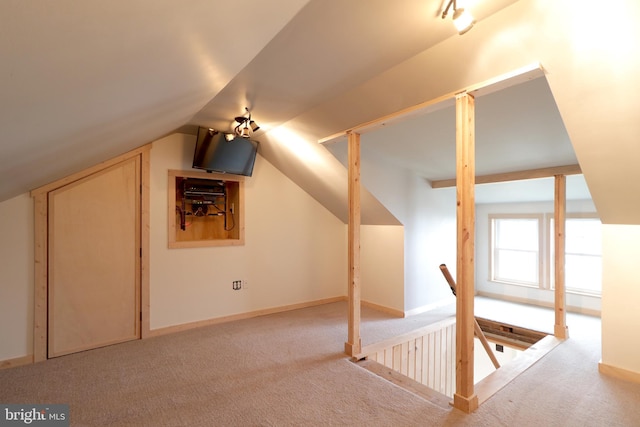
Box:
[554, 175, 569, 339]
[33, 193, 48, 363]
[453, 92, 479, 413]
[345, 131, 362, 356]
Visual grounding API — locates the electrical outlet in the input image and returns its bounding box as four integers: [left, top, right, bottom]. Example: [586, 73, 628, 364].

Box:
[243, 280, 248, 289]
[232, 280, 242, 290]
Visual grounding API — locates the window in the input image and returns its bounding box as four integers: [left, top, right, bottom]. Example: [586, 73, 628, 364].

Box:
[491, 216, 542, 286]
[550, 217, 602, 295]
[489, 213, 602, 296]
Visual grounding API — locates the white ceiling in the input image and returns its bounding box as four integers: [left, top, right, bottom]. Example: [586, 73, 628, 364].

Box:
[3, 0, 640, 224]
[326, 75, 592, 204]
[0, 0, 518, 204]
[1, 0, 312, 200]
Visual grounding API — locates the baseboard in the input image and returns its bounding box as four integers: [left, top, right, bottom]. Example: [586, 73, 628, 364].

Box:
[404, 298, 454, 317]
[477, 291, 601, 317]
[361, 300, 405, 318]
[148, 296, 346, 337]
[599, 361, 640, 385]
[0, 354, 33, 370]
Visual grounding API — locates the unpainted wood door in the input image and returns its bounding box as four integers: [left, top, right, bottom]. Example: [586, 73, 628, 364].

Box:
[48, 156, 140, 358]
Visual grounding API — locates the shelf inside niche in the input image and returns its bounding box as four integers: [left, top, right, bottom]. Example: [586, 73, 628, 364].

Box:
[168, 170, 244, 248]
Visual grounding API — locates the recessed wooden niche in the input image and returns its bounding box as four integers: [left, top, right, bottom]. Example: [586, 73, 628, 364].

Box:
[168, 170, 244, 248]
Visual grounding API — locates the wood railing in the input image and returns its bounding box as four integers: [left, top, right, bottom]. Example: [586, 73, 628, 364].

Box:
[356, 317, 457, 397]
[355, 315, 561, 405]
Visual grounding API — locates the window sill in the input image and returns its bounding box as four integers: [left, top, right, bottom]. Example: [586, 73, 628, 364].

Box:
[490, 280, 602, 299]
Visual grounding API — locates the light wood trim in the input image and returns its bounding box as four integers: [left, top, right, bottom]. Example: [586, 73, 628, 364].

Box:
[599, 361, 640, 385]
[318, 92, 453, 145]
[345, 132, 362, 356]
[140, 148, 151, 338]
[0, 354, 34, 370]
[361, 300, 405, 318]
[147, 297, 345, 337]
[318, 63, 543, 144]
[554, 175, 569, 339]
[31, 145, 150, 362]
[454, 92, 478, 413]
[30, 144, 151, 197]
[475, 335, 562, 404]
[475, 317, 548, 349]
[134, 156, 142, 340]
[33, 193, 48, 363]
[430, 164, 582, 188]
[47, 157, 141, 357]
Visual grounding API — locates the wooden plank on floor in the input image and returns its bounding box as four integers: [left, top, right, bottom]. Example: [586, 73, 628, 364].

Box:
[476, 317, 547, 347]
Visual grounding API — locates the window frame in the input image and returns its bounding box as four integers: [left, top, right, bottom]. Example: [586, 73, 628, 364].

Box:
[489, 214, 544, 288]
[488, 211, 601, 297]
[547, 212, 602, 296]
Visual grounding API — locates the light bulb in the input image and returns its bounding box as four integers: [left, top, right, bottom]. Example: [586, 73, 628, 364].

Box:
[453, 8, 475, 34]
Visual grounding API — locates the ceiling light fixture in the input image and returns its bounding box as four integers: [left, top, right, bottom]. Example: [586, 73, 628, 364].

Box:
[232, 107, 260, 139]
[442, 0, 475, 35]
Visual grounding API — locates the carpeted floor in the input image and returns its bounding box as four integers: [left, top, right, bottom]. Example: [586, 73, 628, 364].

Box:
[1, 299, 639, 426]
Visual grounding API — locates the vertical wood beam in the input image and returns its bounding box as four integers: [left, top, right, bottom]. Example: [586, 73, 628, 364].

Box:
[453, 92, 479, 413]
[33, 193, 48, 363]
[140, 149, 151, 338]
[554, 175, 569, 338]
[345, 131, 362, 356]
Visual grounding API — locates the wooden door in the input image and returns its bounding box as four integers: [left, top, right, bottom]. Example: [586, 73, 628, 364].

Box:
[48, 156, 140, 358]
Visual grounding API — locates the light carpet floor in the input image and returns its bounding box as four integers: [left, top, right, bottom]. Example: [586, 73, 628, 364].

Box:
[1, 299, 639, 426]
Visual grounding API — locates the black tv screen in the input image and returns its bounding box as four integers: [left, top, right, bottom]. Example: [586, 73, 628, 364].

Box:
[192, 127, 258, 176]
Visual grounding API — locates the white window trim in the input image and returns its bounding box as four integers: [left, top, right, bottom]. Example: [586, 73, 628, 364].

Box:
[489, 213, 544, 288]
[547, 212, 602, 297]
[488, 212, 601, 298]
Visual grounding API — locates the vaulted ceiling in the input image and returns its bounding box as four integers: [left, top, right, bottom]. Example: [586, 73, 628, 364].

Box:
[2, 0, 640, 224]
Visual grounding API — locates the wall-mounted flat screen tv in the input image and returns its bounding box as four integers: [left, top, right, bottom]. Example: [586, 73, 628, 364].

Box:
[192, 127, 259, 177]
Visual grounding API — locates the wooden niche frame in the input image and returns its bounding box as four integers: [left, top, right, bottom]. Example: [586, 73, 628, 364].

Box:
[168, 169, 245, 248]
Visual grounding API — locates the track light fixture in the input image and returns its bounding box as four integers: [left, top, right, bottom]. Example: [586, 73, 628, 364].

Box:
[231, 107, 260, 139]
[442, 0, 475, 35]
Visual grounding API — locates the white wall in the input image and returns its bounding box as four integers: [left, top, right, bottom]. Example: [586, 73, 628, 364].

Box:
[476, 199, 600, 314]
[327, 143, 457, 313]
[149, 133, 347, 330]
[360, 225, 404, 312]
[0, 194, 33, 360]
[0, 132, 348, 362]
[403, 174, 457, 313]
[602, 225, 640, 374]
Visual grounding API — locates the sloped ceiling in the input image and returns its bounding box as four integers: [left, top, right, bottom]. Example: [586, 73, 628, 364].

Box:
[329, 76, 578, 181]
[326, 75, 593, 204]
[2, 0, 640, 225]
[0, 0, 516, 204]
[0, 0, 311, 199]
